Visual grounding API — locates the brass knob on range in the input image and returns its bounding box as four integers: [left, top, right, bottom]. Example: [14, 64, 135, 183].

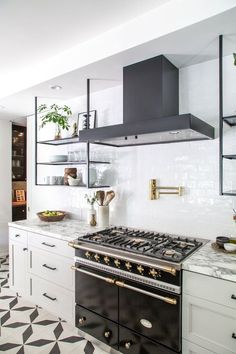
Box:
[114, 259, 121, 268]
[104, 256, 110, 265]
[124, 341, 132, 349]
[149, 268, 158, 278]
[94, 254, 100, 262]
[104, 330, 111, 338]
[137, 265, 144, 275]
[125, 261, 132, 271]
[78, 316, 86, 325]
[85, 251, 91, 259]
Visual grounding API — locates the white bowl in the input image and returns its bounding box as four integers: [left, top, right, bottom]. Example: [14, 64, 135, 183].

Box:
[224, 243, 236, 252]
[68, 178, 81, 186]
[49, 155, 67, 163]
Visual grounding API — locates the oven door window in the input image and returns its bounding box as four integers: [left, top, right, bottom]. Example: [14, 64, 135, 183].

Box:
[75, 264, 118, 323]
[118, 278, 181, 352]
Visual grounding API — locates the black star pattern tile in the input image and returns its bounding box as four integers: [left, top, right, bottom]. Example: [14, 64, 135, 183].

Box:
[0, 254, 114, 354]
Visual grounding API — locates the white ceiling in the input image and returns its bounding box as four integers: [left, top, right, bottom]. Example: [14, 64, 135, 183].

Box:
[0, 1, 235, 123]
[0, 0, 169, 77]
[1, 5, 236, 123]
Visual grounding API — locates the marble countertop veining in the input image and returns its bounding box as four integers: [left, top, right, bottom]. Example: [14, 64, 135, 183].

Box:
[8, 219, 102, 242]
[183, 242, 236, 283]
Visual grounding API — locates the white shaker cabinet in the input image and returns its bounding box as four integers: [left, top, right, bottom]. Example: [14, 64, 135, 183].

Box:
[8, 226, 75, 325]
[183, 271, 236, 354]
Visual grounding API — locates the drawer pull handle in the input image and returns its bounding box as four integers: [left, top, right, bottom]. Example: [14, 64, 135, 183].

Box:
[42, 242, 55, 248]
[78, 317, 86, 325]
[23, 248, 28, 251]
[232, 333, 236, 339]
[15, 234, 20, 237]
[104, 330, 111, 338]
[42, 264, 57, 271]
[124, 341, 132, 349]
[231, 294, 236, 300]
[43, 293, 57, 301]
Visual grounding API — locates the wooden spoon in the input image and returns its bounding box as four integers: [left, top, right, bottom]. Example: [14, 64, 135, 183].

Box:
[96, 190, 105, 206]
[104, 191, 115, 206]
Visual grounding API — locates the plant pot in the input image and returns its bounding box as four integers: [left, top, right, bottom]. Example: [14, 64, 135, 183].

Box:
[97, 206, 109, 227]
[55, 124, 62, 140]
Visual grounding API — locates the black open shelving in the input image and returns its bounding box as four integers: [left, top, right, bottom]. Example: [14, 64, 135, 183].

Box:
[223, 115, 236, 127]
[219, 35, 236, 196]
[35, 79, 111, 189]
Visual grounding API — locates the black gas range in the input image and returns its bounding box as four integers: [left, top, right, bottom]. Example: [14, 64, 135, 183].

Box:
[69, 226, 206, 354]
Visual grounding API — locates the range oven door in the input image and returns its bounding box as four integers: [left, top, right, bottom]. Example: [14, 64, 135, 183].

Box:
[118, 278, 181, 353]
[74, 263, 118, 323]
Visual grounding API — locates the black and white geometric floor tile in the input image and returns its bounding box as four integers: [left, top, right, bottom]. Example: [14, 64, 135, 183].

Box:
[0, 255, 110, 354]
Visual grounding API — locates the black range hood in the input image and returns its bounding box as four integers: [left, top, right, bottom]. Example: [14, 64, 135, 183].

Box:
[80, 55, 215, 147]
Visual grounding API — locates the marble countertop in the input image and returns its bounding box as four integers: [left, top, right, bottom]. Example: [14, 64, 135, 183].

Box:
[183, 242, 236, 283]
[8, 219, 102, 242]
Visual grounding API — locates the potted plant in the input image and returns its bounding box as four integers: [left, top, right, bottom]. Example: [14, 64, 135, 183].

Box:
[38, 103, 72, 139]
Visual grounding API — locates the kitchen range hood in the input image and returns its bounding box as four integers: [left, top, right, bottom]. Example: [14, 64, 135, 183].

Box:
[80, 55, 215, 147]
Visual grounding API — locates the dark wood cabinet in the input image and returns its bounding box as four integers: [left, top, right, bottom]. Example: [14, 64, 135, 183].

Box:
[12, 125, 27, 181]
[12, 204, 26, 221]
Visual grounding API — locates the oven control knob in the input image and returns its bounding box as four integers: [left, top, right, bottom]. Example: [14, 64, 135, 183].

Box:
[104, 330, 111, 338]
[149, 268, 158, 278]
[125, 341, 132, 349]
[104, 256, 110, 265]
[94, 254, 100, 262]
[125, 261, 132, 271]
[114, 259, 121, 268]
[137, 265, 144, 275]
[78, 316, 86, 325]
[85, 251, 91, 259]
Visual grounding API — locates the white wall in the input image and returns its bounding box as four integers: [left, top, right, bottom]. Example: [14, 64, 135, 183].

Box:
[0, 120, 11, 252]
[28, 54, 236, 240]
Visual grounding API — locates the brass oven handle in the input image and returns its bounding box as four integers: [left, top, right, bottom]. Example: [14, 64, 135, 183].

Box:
[115, 280, 177, 305]
[71, 266, 116, 284]
[69, 243, 176, 276]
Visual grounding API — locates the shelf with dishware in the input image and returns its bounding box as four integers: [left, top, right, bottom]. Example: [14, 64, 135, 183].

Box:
[35, 79, 115, 188]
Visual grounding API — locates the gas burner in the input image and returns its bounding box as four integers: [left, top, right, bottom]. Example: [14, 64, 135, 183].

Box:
[79, 226, 203, 263]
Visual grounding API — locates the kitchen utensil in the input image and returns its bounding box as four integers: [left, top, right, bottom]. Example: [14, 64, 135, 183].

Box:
[104, 190, 115, 206]
[216, 236, 230, 248]
[37, 211, 66, 222]
[96, 190, 105, 206]
[224, 243, 236, 252]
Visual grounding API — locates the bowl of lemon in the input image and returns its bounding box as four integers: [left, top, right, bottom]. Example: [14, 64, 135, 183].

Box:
[37, 210, 66, 222]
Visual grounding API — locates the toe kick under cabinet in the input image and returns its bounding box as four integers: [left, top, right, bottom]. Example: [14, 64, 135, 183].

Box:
[9, 227, 75, 324]
[183, 271, 236, 354]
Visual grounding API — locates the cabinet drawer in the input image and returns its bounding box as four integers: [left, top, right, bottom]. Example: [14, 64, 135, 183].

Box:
[9, 227, 27, 245]
[182, 339, 215, 354]
[183, 271, 236, 310]
[28, 232, 74, 258]
[119, 326, 176, 354]
[29, 248, 74, 291]
[76, 305, 118, 350]
[183, 294, 236, 354]
[31, 275, 74, 324]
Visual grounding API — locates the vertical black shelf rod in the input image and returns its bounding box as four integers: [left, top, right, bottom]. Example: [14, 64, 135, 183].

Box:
[35, 96, 38, 186]
[219, 35, 223, 195]
[86, 79, 90, 188]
